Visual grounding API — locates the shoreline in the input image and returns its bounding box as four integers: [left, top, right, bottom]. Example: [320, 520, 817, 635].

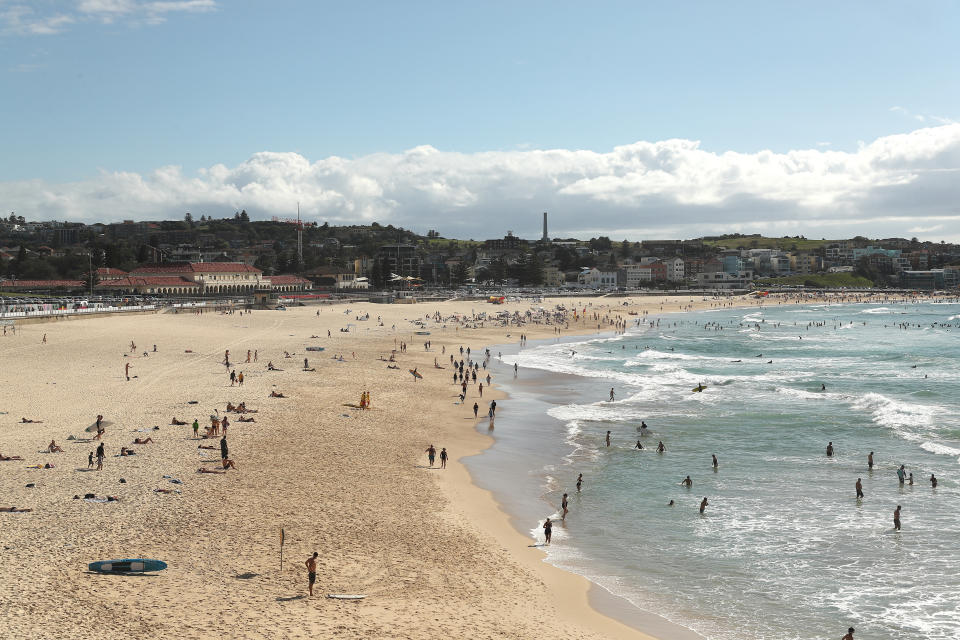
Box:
[1, 292, 952, 639]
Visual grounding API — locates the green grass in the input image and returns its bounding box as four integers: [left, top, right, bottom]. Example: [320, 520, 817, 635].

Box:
[701, 235, 832, 251]
[0, 291, 47, 298]
[754, 273, 874, 288]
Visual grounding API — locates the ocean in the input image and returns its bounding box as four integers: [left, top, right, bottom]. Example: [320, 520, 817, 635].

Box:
[466, 300, 960, 640]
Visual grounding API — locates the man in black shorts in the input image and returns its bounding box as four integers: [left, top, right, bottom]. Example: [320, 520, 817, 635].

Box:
[305, 552, 318, 596]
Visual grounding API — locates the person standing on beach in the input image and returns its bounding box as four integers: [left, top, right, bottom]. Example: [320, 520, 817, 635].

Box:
[192, 419, 199, 438]
[88, 451, 94, 468]
[894, 505, 902, 530]
[230, 370, 236, 386]
[826, 442, 834, 457]
[305, 552, 318, 596]
[439, 447, 448, 469]
[543, 517, 552, 544]
[220, 436, 228, 461]
[576, 474, 582, 492]
[699, 497, 708, 514]
[96, 442, 105, 471]
[489, 400, 496, 416]
[238, 372, 244, 386]
[856, 478, 864, 499]
[425, 444, 436, 467]
[473, 402, 478, 418]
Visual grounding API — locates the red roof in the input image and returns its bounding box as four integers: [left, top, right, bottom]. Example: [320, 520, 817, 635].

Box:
[129, 263, 194, 274]
[189, 262, 261, 273]
[269, 275, 312, 285]
[95, 267, 127, 276]
[99, 277, 199, 288]
[0, 279, 85, 289]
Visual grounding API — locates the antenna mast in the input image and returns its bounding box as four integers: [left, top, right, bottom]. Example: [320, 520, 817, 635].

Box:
[296, 202, 303, 265]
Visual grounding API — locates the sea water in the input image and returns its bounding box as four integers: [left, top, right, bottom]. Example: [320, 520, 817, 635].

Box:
[467, 301, 960, 640]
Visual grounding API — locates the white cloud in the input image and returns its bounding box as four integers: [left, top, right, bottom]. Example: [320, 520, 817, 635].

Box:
[1, 0, 215, 34]
[3, 124, 960, 242]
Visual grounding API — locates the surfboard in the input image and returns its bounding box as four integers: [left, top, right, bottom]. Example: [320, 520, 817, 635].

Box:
[305, 346, 325, 351]
[85, 420, 113, 433]
[409, 369, 423, 379]
[88, 559, 167, 574]
[692, 386, 707, 393]
[327, 594, 366, 600]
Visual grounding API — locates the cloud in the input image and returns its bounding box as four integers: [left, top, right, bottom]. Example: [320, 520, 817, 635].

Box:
[3, 124, 960, 242]
[1, 0, 215, 34]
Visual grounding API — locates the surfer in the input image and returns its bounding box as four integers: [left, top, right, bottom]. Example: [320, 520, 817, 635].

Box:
[826, 442, 834, 457]
[306, 552, 318, 596]
[856, 478, 864, 499]
[543, 517, 552, 545]
[657, 441, 665, 453]
[699, 497, 708, 514]
[635, 440, 643, 450]
[681, 475, 692, 487]
[638, 421, 648, 433]
[893, 505, 902, 531]
[821, 384, 826, 391]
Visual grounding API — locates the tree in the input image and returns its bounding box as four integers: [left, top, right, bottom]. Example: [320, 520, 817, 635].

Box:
[451, 262, 469, 286]
[137, 244, 150, 263]
[184, 212, 194, 228]
[239, 209, 250, 223]
[619, 239, 631, 257]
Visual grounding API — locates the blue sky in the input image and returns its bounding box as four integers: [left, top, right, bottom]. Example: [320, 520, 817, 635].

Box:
[2, 1, 959, 241]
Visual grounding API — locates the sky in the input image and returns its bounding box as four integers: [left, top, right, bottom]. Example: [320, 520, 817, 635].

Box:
[1, 1, 959, 242]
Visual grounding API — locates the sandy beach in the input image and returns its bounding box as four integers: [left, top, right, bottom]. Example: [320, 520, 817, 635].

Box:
[0, 292, 923, 639]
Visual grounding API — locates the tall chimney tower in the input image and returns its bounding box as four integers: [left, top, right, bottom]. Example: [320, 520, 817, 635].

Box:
[542, 211, 549, 242]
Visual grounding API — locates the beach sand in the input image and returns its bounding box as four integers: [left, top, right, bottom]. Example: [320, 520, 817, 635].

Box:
[0, 293, 808, 638]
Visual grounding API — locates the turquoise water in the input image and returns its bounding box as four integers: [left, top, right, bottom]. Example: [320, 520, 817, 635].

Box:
[475, 301, 960, 640]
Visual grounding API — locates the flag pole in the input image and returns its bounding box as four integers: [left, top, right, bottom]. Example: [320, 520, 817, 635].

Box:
[280, 526, 285, 572]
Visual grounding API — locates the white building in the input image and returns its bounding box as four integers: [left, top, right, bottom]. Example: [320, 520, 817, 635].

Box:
[696, 270, 754, 289]
[578, 268, 618, 289]
[663, 257, 685, 281]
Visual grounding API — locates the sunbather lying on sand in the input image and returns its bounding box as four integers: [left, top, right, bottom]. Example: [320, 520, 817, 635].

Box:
[0, 506, 32, 512]
[0, 454, 24, 461]
[47, 440, 64, 453]
[198, 444, 217, 450]
[21, 418, 42, 423]
[133, 437, 154, 444]
[170, 417, 187, 425]
[197, 467, 226, 474]
[269, 390, 286, 398]
[237, 416, 255, 422]
[119, 447, 136, 456]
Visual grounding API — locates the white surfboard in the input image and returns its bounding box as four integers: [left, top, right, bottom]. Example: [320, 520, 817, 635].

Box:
[327, 594, 367, 600]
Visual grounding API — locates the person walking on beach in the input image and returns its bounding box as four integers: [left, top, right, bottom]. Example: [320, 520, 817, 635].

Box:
[425, 444, 436, 467]
[88, 451, 94, 468]
[95, 442, 105, 471]
[489, 400, 496, 416]
[439, 447, 448, 469]
[826, 441, 834, 457]
[576, 473, 582, 492]
[856, 478, 864, 499]
[543, 517, 553, 545]
[893, 505, 902, 530]
[305, 552, 318, 596]
[699, 497, 708, 514]
[473, 402, 478, 418]
[842, 627, 855, 640]
[230, 370, 236, 386]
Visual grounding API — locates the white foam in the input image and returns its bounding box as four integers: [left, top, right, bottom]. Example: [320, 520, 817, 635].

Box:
[920, 441, 960, 462]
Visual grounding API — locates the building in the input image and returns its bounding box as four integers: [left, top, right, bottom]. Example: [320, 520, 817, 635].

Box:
[377, 244, 421, 278]
[128, 262, 265, 294]
[696, 270, 754, 289]
[790, 253, 823, 275]
[900, 270, 945, 290]
[483, 232, 526, 251]
[663, 257, 685, 281]
[542, 266, 564, 287]
[578, 268, 618, 289]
